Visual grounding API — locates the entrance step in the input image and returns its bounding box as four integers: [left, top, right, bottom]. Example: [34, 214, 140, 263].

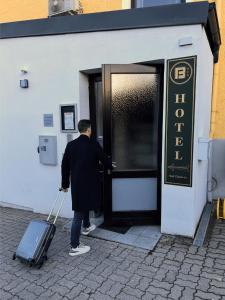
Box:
[193, 202, 214, 247]
[63, 217, 161, 251]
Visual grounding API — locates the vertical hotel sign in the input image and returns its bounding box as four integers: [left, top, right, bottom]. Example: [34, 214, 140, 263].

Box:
[165, 56, 196, 186]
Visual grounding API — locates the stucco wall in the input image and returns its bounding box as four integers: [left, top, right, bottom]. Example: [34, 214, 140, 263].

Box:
[191, 0, 225, 139]
[0, 0, 47, 23]
[82, 0, 122, 13]
[0, 0, 123, 23]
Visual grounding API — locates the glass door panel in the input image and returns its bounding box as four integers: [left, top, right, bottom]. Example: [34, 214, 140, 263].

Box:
[111, 73, 159, 170]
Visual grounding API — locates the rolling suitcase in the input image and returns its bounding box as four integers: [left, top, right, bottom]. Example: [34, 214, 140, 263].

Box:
[12, 188, 66, 268]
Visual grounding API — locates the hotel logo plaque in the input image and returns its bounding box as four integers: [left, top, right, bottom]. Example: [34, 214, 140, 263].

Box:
[165, 56, 197, 186]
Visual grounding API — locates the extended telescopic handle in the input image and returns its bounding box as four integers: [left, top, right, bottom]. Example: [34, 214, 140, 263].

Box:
[47, 188, 67, 224]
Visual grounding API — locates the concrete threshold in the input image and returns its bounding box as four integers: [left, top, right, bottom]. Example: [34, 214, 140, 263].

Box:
[193, 202, 214, 247]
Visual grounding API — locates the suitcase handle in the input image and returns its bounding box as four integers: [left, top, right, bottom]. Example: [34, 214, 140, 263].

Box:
[47, 188, 67, 224]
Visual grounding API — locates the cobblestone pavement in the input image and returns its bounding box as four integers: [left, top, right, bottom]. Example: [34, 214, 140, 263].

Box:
[0, 207, 225, 300]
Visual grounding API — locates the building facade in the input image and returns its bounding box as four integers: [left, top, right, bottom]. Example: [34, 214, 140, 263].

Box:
[0, 2, 220, 237]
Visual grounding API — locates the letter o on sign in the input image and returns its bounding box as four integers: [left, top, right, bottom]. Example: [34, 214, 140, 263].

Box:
[175, 109, 184, 118]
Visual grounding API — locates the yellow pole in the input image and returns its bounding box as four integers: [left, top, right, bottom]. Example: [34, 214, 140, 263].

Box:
[217, 198, 220, 219]
[223, 199, 225, 219]
[210, 0, 222, 138]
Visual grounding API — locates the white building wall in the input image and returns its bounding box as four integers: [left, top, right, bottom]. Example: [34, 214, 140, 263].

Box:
[161, 27, 213, 237]
[194, 30, 213, 228]
[0, 24, 213, 236]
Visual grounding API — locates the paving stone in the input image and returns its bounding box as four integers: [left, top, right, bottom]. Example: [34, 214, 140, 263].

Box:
[116, 292, 139, 300]
[38, 289, 56, 299]
[25, 284, 46, 296]
[48, 292, 64, 300]
[90, 291, 113, 300]
[10, 281, 31, 295]
[177, 273, 199, 283]
[164, 270, 177, 283]
[210, 279, 225, 288]
[147, 286, 169, 297]
[190, 264, 202, 276]
[136, 276, 152, 291]
[122, 286, 144, 298]
[201, 271, 224, 281]
[151, 279, 173, 291]
[87, 273, 105, 285]
[0, 279, 9, 289]
[126, 274, 142, 288]
[168, 285, 184, 299]
[195, 290, 221, 300]
[197, 277, 210, 292]
[16, 290, 38, 300]
[82, 279, 101, 291]
[209, 286, 225, 296]
[57, 278, 76, 290]
[97, 279, 114, 294]
[107, 282, 124, 298]
[50, 284, 70, 296]
[204, 258, 215, 268]
[0, 291, 14, 300]
[109, 274, 129, 284]
[180, 287, 195, 300]
[174, 278, 198, 289]
[154, 296, 169, 300]
[75, 293, 90, 300]
[66, 284, 85, 299]
[142, 292, 156, 300]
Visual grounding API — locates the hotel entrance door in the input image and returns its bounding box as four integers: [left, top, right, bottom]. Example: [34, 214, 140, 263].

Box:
[102, 64, 163, 225]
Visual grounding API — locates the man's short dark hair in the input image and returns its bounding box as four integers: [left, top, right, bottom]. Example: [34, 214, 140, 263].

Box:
[78, 119, 91, 133]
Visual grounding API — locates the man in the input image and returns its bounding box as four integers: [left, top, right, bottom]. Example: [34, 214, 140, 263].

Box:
[61, 119, 113, 256]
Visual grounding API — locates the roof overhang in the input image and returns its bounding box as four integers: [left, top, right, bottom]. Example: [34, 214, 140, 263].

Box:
[0, 1, 221, 62]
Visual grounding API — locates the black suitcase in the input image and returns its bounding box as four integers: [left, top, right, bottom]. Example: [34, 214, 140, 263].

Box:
[12, 189, 66, 268]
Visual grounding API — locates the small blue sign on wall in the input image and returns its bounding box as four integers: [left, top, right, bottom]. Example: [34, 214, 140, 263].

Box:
[43, 114, 53, 127]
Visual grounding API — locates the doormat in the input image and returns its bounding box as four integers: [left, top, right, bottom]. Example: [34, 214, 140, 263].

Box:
[98, 223, 131, 234]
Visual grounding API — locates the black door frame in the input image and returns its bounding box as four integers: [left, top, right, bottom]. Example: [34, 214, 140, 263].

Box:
[89, 73, 102, 142]
[89, 62, 164, 226]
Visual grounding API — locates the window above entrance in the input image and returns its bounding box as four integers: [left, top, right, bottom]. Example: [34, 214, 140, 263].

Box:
[132, 0, 185, 8]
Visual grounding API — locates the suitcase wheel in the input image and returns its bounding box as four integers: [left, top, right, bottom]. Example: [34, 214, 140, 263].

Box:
[28, 259, 34, 267]
[12, 253, 16, 260]
[38, 260, 44, 269]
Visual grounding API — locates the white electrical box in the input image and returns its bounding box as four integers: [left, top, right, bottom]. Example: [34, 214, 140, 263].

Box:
[198, 138, 209, 161]
[38, 136, 57, 166]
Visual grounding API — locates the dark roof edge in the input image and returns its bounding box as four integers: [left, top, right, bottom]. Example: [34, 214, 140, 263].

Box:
[0, 2, 209, 39]
[0, 1, 221, 63]
[206, 3, 221, 63]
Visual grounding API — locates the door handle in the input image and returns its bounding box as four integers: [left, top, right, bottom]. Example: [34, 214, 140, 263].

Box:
[112, 162, 117, 168]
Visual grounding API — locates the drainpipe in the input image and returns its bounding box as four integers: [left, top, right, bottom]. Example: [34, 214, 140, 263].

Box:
[208, 0, 222, 202]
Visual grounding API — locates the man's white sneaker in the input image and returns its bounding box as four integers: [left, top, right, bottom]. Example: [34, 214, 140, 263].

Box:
[69, 244, 90, 256]
[82, 224, 96, 235]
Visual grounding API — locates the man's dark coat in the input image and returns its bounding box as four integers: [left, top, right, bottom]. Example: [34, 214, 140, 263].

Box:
[61, 135, 112, 211]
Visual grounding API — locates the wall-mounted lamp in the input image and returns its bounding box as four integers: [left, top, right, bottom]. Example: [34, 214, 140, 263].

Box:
[20, 67, 28, 74]
[20, 79, 29, 88]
